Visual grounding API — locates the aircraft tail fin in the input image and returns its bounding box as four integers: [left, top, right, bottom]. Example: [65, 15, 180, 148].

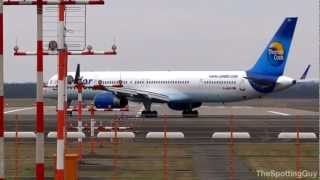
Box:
[247, 17, 298, 76]
[74, 64, 80, 84]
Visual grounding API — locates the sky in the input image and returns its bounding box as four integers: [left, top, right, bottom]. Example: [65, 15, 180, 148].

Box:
[3, 0, 319, 82]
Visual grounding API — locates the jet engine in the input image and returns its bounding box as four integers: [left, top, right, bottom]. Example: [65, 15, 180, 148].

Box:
[94, 92, 128, 109]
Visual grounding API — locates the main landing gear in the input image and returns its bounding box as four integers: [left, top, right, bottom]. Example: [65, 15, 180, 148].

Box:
[182, 110, 199, 118]
[141, 101, 158, 118]
[141, 110, 158, 118]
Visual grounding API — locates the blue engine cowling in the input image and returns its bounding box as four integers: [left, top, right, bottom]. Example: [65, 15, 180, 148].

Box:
[168, 101, 202, 110]
[94, 92, 128, 109]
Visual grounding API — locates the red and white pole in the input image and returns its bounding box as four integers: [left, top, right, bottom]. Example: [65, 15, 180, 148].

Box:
[163, 114, 168, 180]
[89, 105, 96, 154]
[64, 44, 68, 156]
[36, 0, 44, 179]
[75, 83, 83, 158]
[0, 0, 4, 179]
[89, 105, 95, 137]
[76, 83, 83, 142]
[56, 2, 66, 179]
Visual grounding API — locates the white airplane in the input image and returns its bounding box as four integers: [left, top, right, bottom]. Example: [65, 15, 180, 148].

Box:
[44, 17, 299, 117]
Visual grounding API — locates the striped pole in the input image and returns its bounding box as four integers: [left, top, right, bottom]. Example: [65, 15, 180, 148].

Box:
[75, 83, 83, 157]
[56, 2, 66, 179]
[295, 115, 301, 179]
[64, 40, 68, 155]
[36, 0, 45, 179]
[228, 115, 235, 180]
[163, 114, 168, 180]
[89, 105, 95, 137]
[89, 105, 95, 154]
[0, 0, 4, 179]
[76, 84, 83, 141]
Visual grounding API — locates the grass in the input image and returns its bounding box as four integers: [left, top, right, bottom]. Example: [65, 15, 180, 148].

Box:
[4, 140, 197, 179]
[3, 140, 319, 179]
[235, 143, 319, 180]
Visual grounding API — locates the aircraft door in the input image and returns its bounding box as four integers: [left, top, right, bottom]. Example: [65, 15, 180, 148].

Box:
[239, 78, 246, 91]
[143, 78, 150, 88]
[200, 78, 206, 88]
[199, 78, 209, 101]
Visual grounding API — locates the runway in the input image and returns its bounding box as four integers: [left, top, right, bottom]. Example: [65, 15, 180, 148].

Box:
[2, 103, 319, 179]
[3, 103, 318, 143]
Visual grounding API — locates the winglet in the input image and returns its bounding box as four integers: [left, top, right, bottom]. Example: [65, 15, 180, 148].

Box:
[74, 64, 80, 84]
[300, 64, 311, 80]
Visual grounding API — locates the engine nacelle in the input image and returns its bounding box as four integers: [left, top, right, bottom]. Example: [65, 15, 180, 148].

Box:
[274, 76, 296, 91]
[94, 92, 128, 109]
[168, 101, 202, 111]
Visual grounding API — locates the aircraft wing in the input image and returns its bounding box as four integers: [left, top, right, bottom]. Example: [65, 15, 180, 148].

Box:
[105, 86, 171, 102]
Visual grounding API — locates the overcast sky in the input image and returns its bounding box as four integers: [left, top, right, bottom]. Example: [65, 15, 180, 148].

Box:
[3, 0, 319, 82]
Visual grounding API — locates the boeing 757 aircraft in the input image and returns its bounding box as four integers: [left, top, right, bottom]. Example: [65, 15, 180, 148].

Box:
[44, 17, 298, 117]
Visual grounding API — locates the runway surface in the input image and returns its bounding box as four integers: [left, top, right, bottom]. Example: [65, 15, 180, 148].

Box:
[3, 103, 318, 142]
[2, 103, 319, 179]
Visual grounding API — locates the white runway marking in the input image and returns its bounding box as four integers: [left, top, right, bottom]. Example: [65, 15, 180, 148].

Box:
[214, 106, 226, 109]
[4, 107, 34, 114]
[231, 106, 252, 109]
[268, 111, 290, 116]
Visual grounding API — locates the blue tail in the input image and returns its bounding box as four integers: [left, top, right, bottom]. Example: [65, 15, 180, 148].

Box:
[248, 17, 298, 76]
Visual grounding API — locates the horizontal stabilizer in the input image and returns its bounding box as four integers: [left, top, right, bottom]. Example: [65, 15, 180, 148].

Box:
[300, 64, 311, 80]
